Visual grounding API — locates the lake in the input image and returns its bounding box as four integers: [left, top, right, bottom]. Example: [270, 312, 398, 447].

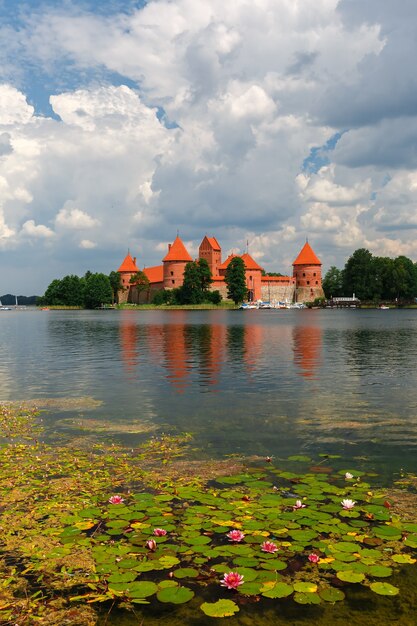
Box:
[1, 307, 417, 477]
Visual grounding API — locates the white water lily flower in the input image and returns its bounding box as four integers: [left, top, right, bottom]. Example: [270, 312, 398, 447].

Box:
[345, 472, 354, 479]
[341, 498, 356, 509]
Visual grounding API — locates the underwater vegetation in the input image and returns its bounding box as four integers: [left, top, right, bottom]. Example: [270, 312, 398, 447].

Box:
[0, 404, 416, 625]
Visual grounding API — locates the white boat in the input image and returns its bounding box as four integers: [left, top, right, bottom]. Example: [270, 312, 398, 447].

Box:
[379, 305, 389, 310]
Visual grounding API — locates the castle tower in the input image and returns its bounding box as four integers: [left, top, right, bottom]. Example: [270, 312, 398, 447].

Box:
[162, 236, 193, 289]
[117, 252, 139, 302]
[293, 241, 324, 303]
[198, 236, 222, 277]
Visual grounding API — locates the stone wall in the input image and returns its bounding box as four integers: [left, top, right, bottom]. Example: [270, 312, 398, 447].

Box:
[261, 283, 296, 302]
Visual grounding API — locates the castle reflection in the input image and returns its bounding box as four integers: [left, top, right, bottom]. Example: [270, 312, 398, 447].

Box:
[119, 313, 323, 392]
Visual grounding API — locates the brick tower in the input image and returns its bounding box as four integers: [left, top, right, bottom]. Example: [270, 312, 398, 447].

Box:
[293, 241, 324, 303]
[198, 236, 222, 277]
[162, 236, 193, 289]
[117, 252, 139, 303]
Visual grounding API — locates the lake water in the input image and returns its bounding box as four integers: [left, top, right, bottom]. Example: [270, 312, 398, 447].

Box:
[1, 307, 417, 477]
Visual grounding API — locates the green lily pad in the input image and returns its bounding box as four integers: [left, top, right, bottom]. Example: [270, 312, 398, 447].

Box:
[370, 582, 399, 596]
[128, 581, 158, 598]
[173, 568, 199, 579]
[319, 587, 345, 602]
[261, 581, 293, 598]
[336, 570, 365, 583]
[391, 554, 416, 564]
[200, 599, 239, 617]
[293, 582, 318, 593]
[367, 565, 393, 578]
[294, 591, 321, 604]
[238, 581, 264, 595]
[107, 572, 137, 584]
[156, 586, 195, 604]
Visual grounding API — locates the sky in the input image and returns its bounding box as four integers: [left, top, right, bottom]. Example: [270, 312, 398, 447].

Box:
[1, 0, 417, 294]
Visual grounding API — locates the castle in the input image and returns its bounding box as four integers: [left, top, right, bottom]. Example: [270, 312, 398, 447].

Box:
[116, 236, 324, 304]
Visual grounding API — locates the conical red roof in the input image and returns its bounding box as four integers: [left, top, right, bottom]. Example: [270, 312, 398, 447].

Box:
[293, 242, 321, 266]
[162, 236, 193, 262]
[117, 252, 138, 273]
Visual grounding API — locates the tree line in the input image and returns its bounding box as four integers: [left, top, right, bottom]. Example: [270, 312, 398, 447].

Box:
[38, 271, 119, 308]
[323, 249, 417, 302]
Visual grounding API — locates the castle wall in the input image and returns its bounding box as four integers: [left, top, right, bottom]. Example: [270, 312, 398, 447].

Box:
[261, 283, 296, 302]
[293, 263, 324, 302]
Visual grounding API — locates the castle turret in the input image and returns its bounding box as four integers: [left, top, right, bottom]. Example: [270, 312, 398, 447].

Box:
[162, 236, 193, 289]
[199, 236, 222, 277]
[293, 241, 324, 303]
[117, 252, 139, 303]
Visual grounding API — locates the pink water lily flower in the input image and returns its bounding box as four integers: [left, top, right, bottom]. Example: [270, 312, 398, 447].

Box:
[308, 553, 320, 563]
[226, 530, 245, 542]
[293, 499, 306, 510]
[341, 498, 356, 509]
[108, 495, 124, 504]
[261, 541, 278, 553]
[153, 528, 167, 536]
[220, 572, 244, 590]
[146, 539, 157, 551]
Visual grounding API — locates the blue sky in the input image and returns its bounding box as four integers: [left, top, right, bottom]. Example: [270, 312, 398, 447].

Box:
[1, 0, 416, 294]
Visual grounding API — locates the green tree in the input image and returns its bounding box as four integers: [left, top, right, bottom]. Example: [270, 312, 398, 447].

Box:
[342, 248, 374, 300]
[42, 279, 64, 305]
[109, 271, 122, 304]
[60, 274, 85, 306]
[84, 273, 112, 309]
[178, 262, 204, 304]
[225, 256, 247, 304]
[322, 266, 343, 298]
[197, 258, 213, 293]
[392, 256, 416, 300]
[129, 270, 150, 303]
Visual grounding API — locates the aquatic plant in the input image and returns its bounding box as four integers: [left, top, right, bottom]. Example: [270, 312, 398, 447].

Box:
[0, 403, 417, 625]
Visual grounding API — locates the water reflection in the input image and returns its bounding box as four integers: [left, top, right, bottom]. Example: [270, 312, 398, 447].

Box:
[292, 325, 322, 379]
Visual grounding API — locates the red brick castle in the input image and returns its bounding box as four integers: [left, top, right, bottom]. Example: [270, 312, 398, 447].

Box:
[117, 236, 324, 304]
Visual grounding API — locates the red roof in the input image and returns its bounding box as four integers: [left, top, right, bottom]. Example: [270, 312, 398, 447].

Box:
[261, 275, 294, 282]
[117, 252, 138, 273]
[241, 253, 263, 271]
[207, 236, 221, 251]
[162, 236, 193, 262]
[143, 265, 164, 284]
[218, 252, 263, 271]
[293, 242, 321, 266]
[218, 253, 237, 271]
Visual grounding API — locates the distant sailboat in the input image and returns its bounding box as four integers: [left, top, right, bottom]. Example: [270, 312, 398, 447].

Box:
[0, 299, 12, 311]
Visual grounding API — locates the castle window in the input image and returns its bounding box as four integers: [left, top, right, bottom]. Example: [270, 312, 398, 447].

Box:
[316, 281, 318, 285]
[170, 271, 173, 276]
[303, 273, 306, 277]
[307, 281, 310, 285]
[172, 280, 175, 285]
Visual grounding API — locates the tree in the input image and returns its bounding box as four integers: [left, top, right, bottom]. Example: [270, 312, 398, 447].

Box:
[178, 262, 204, 304]
[129, 271, 150, 303]
[109, 271, 122, 304]
[197, 258, 213, 293]
[84, 273, 112, 309]
[322, 266, 343, 298]
[225, 257, 247, 304]
[342, 248, 374, 300]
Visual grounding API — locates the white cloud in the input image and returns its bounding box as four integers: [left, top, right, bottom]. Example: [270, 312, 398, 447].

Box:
[0, 85, 34, 125]
[55, 207, 99, 230]
[79, 239, 97, 249]
[21, 219, 54, 238]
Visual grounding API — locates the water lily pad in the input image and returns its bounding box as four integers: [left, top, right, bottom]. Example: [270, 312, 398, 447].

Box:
[391, 554, 416, 564]
[156, 586, 195, 604]
[336, 570, 365, 583]
[238, 581, 264, 595]
[261, 581, 293, 598]
[107, 572, 137, 584]
[294, 591, 320, 604]
[367, 565, 393, 578]
[128, 581, 158, 598]
[173, 568, 199, 578]
[200, 599, 239, 617]
[293, 582, 318, 593]
[319, 587, 345, 602]
[370, 582, 399, 596]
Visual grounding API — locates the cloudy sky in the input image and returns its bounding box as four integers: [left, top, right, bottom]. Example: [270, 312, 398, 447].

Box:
[1, 0, 417, 295]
